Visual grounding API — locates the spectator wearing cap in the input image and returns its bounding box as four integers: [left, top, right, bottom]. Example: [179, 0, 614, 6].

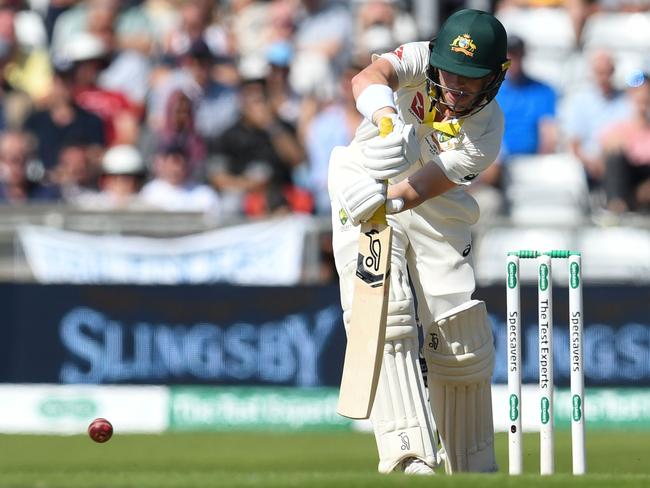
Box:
[147, 38, 239, 140]
[56, 31, 140, 147]
[562, 50, 632, 191]
[600, 72, 650, 214]
[140, 139, 220, 214]
[22, 68, 105, 171]
[207, 79, 310, 217]
[76, 144, 148, 210]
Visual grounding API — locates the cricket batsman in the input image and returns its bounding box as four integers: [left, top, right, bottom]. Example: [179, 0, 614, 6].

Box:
[328, 9, 510, 474]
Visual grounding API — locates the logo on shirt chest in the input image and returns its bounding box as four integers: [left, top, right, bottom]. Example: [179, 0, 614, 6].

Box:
[409, 92, 425, 121]
[423, 133, 441, 155]
[422, 130, 463, 156]
[436, 131, 462, 151]
[437, 131, 454, 143]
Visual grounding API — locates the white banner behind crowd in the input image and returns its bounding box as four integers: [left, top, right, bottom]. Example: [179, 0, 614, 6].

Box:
[18, 217, 310, 285]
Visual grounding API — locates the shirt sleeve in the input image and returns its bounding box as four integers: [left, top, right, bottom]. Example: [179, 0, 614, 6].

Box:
[378, 41, 430, 89]
[428, 105, 505, 186]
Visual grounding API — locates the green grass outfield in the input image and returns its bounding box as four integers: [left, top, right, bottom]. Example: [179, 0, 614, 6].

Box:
[0, 431, 648, 487]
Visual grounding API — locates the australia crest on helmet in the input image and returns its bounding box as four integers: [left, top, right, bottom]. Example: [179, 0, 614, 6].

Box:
[450, 34, 477, 58]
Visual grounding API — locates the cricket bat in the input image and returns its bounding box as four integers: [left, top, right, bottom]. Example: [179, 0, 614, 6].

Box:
[337, 117, 394, 419]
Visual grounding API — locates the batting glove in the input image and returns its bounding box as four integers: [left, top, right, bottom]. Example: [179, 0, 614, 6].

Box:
[338, 176, 387, 226]
[361, 114, 420, 180]
[330, 146, 404, 226]
[354, 118, 380, 146]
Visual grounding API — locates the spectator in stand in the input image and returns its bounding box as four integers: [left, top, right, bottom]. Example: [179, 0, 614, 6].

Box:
[0, 7, 47, 129]
[354, 0, 418, 63]
[472, 35, 557, 215]
[289, 0, 353, 99]
[140, 89, 206, 177]
[87, 0, 153, 110]
[162, 0, 210, 58]
[0, 130, 61, 204]
[140, 139, 220, 214]
[600, 71, 650, 214]
[139, 0, 180, 51]
[265, 40, 301, 127]
[57, 31, 140, 147]
[44, 0, 75, 44]
[304, 63, 363, 214]
[266, 0, 296, 44]
[229, 0, 271, 65]
[303, 55, 350, 278]
[49, 142, 98, 203]
[563, 50, 632, 192]
[76, 144, 148, 210]
[208, 79, 310, 218]
[161, 0, 230, 61]
[496, 35, 558, 158]
[147, 38, 240, 140]
[467, 35, 558, 219]
[50, 0, 153, 59]
[22, 69, 105, 172]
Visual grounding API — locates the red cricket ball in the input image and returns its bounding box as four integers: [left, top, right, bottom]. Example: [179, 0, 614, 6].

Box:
[88, 417, 113, 443]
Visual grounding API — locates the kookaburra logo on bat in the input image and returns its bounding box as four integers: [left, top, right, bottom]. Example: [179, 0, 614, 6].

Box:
[356, 229, 389, 287]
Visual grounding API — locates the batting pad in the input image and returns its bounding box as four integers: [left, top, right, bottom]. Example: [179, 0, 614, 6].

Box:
[370, 262, 438, 473]
[372, 336, 439, 473]
[336, 241, 438, 473]
[423, 300, 497, 473]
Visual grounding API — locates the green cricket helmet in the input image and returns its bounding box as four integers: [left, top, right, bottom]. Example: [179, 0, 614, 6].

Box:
[426, 9, 510, 117]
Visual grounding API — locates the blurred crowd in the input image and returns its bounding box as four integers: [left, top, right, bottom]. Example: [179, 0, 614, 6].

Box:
[0, 0, 420, 218]
[471, 34, 650, 218]
[0, 0, 648, 221]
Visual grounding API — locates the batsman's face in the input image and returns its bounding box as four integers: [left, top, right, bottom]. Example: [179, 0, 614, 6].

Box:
[437, 70, 491, 113]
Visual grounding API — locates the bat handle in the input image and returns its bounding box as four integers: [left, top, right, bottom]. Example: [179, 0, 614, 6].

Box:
[368, 116, 394, 225]
[379, 116, 394, 137]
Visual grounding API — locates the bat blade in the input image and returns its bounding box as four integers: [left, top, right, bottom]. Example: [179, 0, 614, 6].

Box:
[336, 219, 392, 419]
[337, 116, 394, 420]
